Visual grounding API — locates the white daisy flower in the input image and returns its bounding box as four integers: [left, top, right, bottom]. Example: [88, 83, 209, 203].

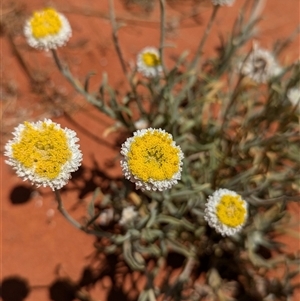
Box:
[120, 128, 184, 192]
[5, 119, 82, 190]
[287, 87, 300, 112]
[119, 206, 138, 226]
[204, 189, 248, 236]
[136, 47, 163, 78]
[240, 45, 281, 83]
[24, 7, 72, 51]
[211, 0, 235, 6]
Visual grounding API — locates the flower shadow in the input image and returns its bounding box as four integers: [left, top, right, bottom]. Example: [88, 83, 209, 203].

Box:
[0, 276, 30, 301]
[49, 279, 77, 301]
[9, 185, 33, 205]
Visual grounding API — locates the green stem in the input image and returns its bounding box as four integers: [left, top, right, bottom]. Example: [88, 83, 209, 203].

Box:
[51, 49, 131, 126]
[221, 74, 244, 130]
[164, 256, 197, 299]
[159, 0, 168, 77]
[54, 189, 83, 229]
[108, 0, 128, 77]
[179, 256, 196, 281]
[51, 49, 107, 111]
[189, 5, 220, 71]
[54, 189, 113, 238]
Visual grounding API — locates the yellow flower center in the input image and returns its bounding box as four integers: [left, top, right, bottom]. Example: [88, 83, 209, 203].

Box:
[142, 52, 161, 67]
[216, 195, 246, 227]
[12, 121, 71, 180]
[128, 131, 180, 182]
[30, 8, 62, 39]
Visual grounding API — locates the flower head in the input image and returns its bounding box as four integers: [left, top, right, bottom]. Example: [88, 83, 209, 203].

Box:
[5, 119, 82, 190]
[119, 206, 138, 226]
[137, 47, 163, 78]
[240, 45, 281, 83]
[24, 7, 72, 50]
[120, 128, 184, 191]
[204, 189, 248, 236]
[211, 0, 235, 6]
[287, 87, 300, 112]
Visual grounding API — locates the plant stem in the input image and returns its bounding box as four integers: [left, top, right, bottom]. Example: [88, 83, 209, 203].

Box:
[54, 189, 113, 238]
[159, 0, 168, 77]
[189, 5, 220, 71]
[109, 0, 128, 77]
[164, 256, 197, 300]
[51, 49, 109, 114]
[221, 74, 244, 129]
[178, 256, 196, 282]
[51, 49, 133, 127]
[54, 189, 83, 229]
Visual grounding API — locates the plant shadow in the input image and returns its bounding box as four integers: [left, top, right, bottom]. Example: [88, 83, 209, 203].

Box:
[0, 255, 144, 301]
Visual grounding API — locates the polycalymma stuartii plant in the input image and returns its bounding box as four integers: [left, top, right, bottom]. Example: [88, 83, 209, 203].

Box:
[120, 128, 184, 191]
[15, 0, 300, 300]
[24, 7, 72, 50]
[5, 119, 82, 190]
